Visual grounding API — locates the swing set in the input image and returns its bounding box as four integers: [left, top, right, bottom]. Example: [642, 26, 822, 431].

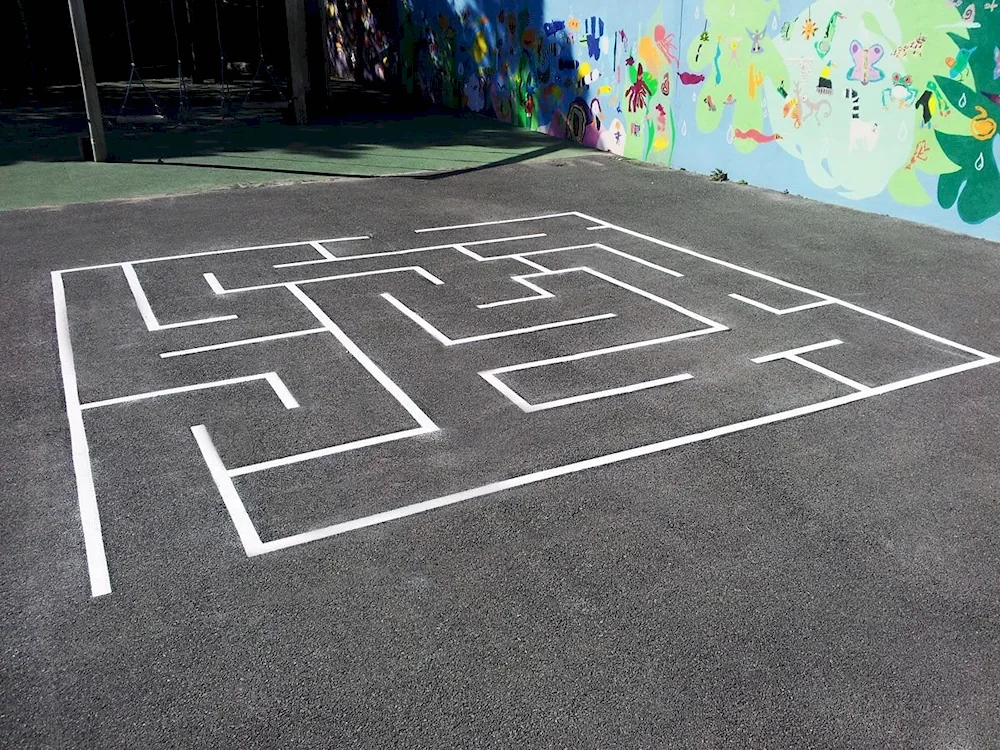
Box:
[114, 0, 286, 126]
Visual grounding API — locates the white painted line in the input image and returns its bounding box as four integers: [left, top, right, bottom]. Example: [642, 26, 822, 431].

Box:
[272, 234, 548, 269]
[729, 293, 835, 315]
[254, 356, 996, 555]
[58, 236, 372, 274]
[833, 300, 1000, 362]
[314, 236, 371, 246]
[309, 241, 337, 261]
[592, 244, 684, 278]
[752, 340, 843, 363]
[538, 266, 721, 329]
[190, 425, 264, 556]
[586, 225, 612, 230]
[273, 245, 434, 269]
[482, 243, 684, 279]
[476, 254, 682, 309]
[122, 263, 161, 331]
[489, 326, 726, 375]
[477, 278, 555, 308]
[786, 355, 871, 392]
[414, 212, 576, 233]
[272, 236, 370, 267]
[154, 316, 238, 330]
[229, 426, 436, 476]
[381, 292, 616, 346]
[264, 373, 301, 409]
[271, 242, 344, 268]
[203, 272, 225, 294]
[80, 372, 299, 410]
[208, 266, 444, 294]
[123, 263, 237, 329]
[529, 373, 694, 410]
[478, 372, 535, 412]
[287, 284, 437, 430]
[453, 246, 486, 261]
[572, 211, 999, 363]
[460, 234, 548, 247]
[52, 271, 111, 598]
[512, 256, 550, 272]
[479, 242, 596, 258]
[160, 328, 327, 358]
[752, 339, 869, 391]
[483, 372, 694, 413]
[572, 211, 843, 302]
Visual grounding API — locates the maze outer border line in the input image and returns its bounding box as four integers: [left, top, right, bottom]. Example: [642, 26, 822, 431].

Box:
[53, 212, 999, 597]
[245, 211, 999, 553]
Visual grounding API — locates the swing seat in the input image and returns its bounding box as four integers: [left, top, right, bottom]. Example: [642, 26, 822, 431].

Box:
[116, 114, 167, 124]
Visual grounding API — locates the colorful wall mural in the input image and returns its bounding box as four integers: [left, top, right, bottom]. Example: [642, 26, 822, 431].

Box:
[397, 0, 1000, 239]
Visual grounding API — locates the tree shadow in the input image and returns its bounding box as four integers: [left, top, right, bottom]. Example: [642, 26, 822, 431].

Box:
[1, 0, 587, 180]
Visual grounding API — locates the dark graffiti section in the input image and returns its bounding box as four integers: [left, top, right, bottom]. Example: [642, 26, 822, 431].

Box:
[326, 0, 400, 85]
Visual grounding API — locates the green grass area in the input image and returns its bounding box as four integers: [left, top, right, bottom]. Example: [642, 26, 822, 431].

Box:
[0, 111, 583, 211]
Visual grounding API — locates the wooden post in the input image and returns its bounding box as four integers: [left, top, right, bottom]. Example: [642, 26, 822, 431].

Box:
[284, 0, 310, 124]
[66, 0, 106, 162]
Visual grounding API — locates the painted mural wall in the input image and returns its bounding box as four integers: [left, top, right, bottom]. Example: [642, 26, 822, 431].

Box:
[397, 0, 1000, 239]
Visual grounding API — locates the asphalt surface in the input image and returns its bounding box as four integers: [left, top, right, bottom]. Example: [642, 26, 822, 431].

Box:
[3, 153, 1000, 749]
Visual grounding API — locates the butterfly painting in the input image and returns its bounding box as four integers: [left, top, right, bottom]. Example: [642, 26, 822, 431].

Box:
[847, 40, 886, 85]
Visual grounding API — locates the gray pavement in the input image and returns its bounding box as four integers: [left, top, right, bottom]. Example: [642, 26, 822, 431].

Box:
[3, 153, 1000, 749]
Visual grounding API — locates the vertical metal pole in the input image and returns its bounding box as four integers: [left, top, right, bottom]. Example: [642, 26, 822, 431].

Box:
[284, 0, 310, 124]
[66, 0, 107, 161]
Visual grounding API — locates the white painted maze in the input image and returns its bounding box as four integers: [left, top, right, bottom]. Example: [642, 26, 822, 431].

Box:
[53, 212, 999, 596]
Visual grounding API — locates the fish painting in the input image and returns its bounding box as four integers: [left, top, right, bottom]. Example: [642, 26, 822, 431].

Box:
[678, 72, 706, 85]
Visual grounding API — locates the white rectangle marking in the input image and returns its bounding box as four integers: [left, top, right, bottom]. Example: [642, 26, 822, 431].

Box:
[254, 356, 996, 556]
[160, 328, 327, 358]
[122, 263, 161, 331]
[476, 278, 555, 309]
[271, 233, 547, 269]
[786, 355, 871, 392]
[52, 271, 111, 597]
[123, 263, 236, 329]
[209, 266, 444, 294]
[572, 211, 998, 363]
[487, 372, 695, 413]
[58, 236, 373, 274]
[190, 425, 264, 556]
[381, 292, 616, 345]
[414, 213, 576, 233]
[729, 293, 834, 315]
[491, 325, 726, 375]
[80, 372, 299, 410]
[229, 426, 436, 476]
[286, 285, 437, 430]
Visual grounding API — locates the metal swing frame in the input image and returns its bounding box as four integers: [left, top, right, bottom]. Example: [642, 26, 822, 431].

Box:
[167, 0, 191, 121]
[241, 0, 287, 110]
[213, 0, 234, 117]
[115, 0, 166, 124]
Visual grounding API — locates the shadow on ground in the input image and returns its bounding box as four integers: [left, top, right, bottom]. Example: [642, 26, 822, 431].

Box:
[0, 80, 581, 211]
